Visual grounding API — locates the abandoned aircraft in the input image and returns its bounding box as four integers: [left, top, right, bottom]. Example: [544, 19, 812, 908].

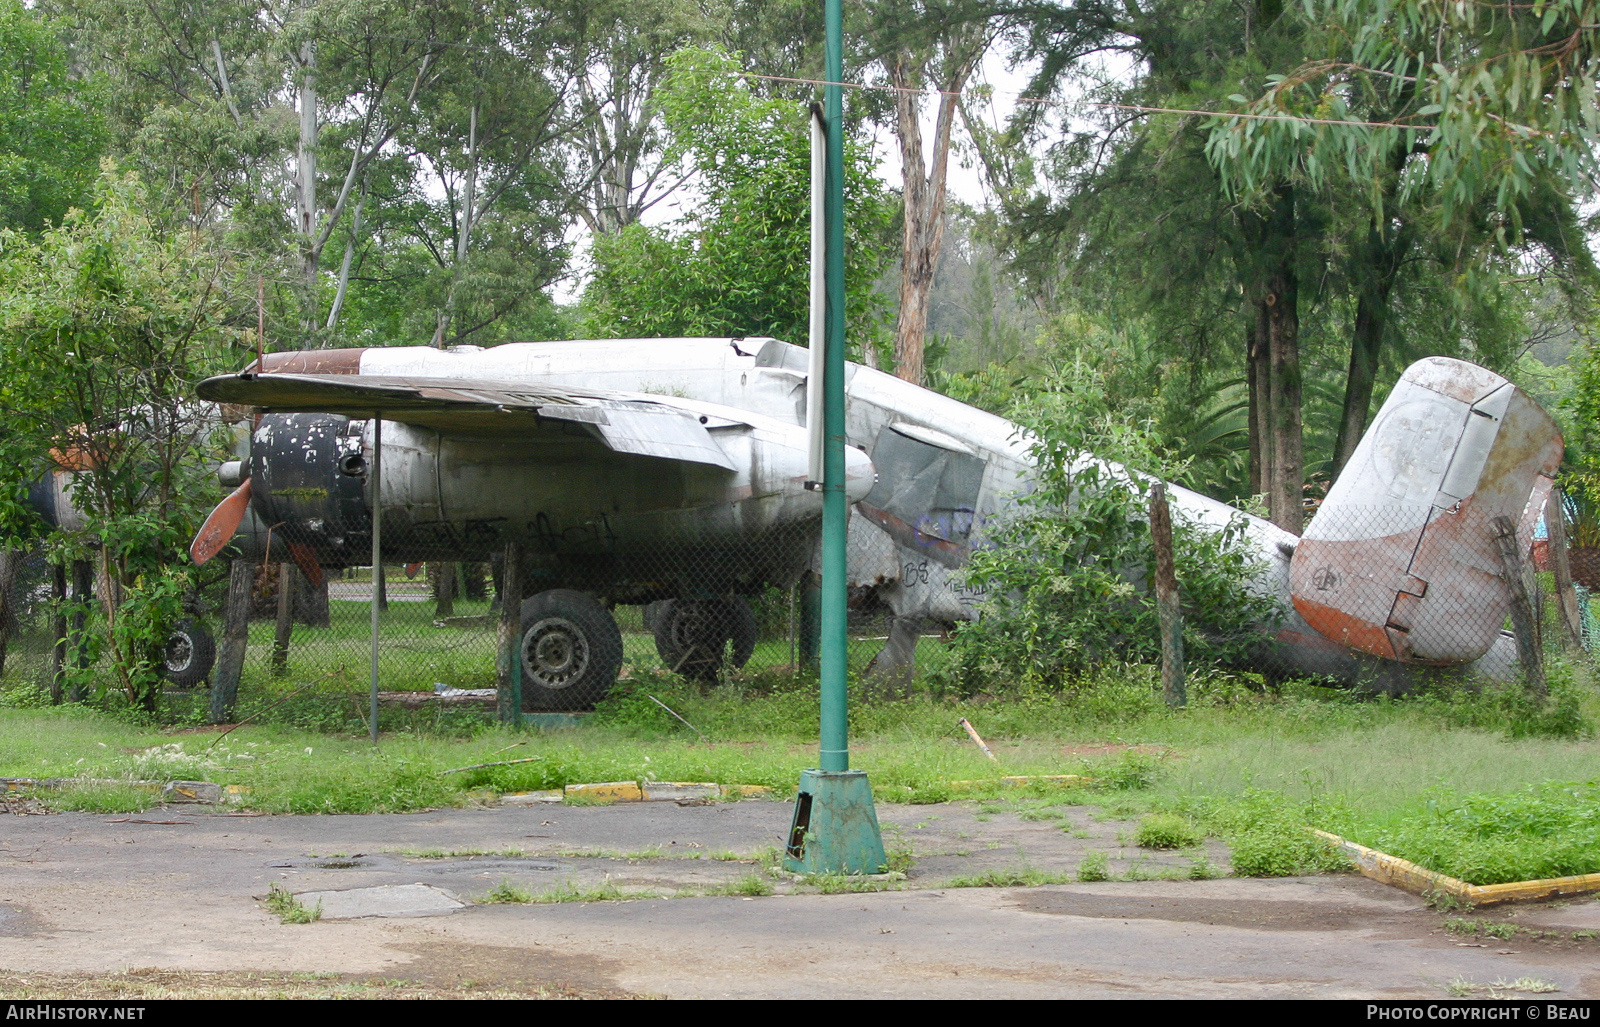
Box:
[184, 338, 1560, 709]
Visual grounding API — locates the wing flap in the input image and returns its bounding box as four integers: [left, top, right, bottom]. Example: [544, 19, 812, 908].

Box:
[195, 372, 737, 471]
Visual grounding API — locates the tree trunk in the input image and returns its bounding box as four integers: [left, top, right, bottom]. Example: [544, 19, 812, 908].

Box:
[1266, 265, 1302, 535]
[1333, 286, 1386, 475]
[1246, 183, 1302, 536]
[296, 40, 319, 334]
[885, 41, 980, 387]
[1246, 310, 1271, 499]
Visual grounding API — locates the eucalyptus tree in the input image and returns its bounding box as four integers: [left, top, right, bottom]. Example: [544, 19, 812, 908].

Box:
[554, 0, 723, 237]
[865, 0, 1003, 385]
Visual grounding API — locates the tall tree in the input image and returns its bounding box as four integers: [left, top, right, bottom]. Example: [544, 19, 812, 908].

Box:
[873, 3, 997, 385]
[0, 1, 105, 234]
[1207, 0, 1600, 473]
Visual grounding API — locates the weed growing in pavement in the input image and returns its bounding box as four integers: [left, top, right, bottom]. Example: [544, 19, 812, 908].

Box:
[806, 874, 901, 894]
[481, 880, 533, 904]
[264, 883, 322, 924]
[1076, 852, 1110, 882]
[943, 867, 1072, 889]
[530, 881, 629, 903]
[708, 875, 774, 897]
[1135, 813, 1204, 849]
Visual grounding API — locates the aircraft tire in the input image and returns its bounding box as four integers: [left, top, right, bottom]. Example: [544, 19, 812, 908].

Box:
[160, 618, 216, 688]
[654, 597, 758, 683]
[518, 590, 623, 710]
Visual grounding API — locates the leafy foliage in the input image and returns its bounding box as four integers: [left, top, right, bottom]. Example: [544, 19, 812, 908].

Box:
[581, 46, 897, 351]
[0, 0, 106, 234]
[946, 360, 1284, 692]
[0, 169, 239, 708]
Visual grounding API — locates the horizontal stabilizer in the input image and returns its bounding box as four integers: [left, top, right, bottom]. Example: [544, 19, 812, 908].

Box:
[1290, 357, 1562, 664]
[195, 372, 739, 471]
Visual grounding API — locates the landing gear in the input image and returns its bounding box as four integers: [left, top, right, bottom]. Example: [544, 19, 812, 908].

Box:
[653, 597, 758, 683]
[160, 618, 216, 688]
[519, 589, 623, 710]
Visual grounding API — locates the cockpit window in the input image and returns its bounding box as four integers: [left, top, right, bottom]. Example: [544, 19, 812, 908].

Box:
[861, 424, 986, 542]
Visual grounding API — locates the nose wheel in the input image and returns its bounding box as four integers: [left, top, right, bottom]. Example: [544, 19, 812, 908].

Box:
[518, 589, 623, 710]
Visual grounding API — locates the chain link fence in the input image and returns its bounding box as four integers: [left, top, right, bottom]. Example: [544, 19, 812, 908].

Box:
[0, 512, 963, 720]
[4, 494, 1590, 719]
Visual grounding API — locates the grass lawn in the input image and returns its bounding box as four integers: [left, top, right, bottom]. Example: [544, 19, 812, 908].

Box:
[3, 659, 1598, 885]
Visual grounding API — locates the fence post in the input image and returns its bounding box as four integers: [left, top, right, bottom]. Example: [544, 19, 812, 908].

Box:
[69, 559, 91, 700]
[272, 562, 294, 676]
[211, 557, 253, 723]
[1492, 515, 1547, 698]
[51, 562, 66, 704]
[433, 561, 455, 620]
[497, 540, 522, 725]
[1546, 487, 1583, 650]
[0, 548, 15, 679]
[1150, 482, 1186, 708]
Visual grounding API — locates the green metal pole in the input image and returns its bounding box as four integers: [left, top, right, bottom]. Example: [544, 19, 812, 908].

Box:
[782, 0, 884, 876]
[369, 413, 381, 745]
[818, 0, 848, 775]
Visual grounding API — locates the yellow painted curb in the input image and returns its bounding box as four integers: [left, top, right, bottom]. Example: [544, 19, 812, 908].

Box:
[564, 781, 644, 802]
[947, 774, 1090, 791]
[1313, 829, 1600, 907]
[556, 781, 775, 804]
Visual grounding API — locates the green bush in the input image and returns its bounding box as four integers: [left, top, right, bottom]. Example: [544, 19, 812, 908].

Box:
[1136, 813, 1204, 849]
[945, 362, 1282, 695]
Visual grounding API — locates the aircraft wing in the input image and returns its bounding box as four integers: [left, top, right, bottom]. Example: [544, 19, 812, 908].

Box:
[195, 372, 739, 471]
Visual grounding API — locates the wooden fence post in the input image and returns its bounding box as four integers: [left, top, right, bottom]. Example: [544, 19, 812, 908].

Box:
[1492, 515, 1547, 698]
[497, 541, 522, 724]
[211, 558, 253, 723]
[1546, 487, 1584, 650]
[272, 561, 294, 676]
[1150, 482, 1186, 708]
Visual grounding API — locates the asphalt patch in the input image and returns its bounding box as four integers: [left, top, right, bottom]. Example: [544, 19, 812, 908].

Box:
[386, 939, 636, 997]
[1007, 889, 1424, 932]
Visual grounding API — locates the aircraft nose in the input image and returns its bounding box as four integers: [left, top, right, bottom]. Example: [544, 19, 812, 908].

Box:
[844, 445, 876, 504]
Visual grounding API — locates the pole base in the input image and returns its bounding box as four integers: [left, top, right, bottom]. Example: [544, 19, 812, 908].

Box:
[782, 769, 886, 875]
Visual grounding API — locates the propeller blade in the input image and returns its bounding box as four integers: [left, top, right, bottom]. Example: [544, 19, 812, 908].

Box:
[190, 479, 252, 566]
[286, 541, 324, 588]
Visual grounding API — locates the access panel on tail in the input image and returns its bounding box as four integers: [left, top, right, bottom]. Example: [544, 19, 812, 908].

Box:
[1290, 357, 1563, 665]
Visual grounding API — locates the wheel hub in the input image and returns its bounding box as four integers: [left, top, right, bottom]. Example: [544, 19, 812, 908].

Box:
[164, 635, 194, 673]
[522, 617, 590, 689]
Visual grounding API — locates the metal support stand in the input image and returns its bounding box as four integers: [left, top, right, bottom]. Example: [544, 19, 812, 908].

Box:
[784, 769, 886, 875]
[784, 0, 884, 875]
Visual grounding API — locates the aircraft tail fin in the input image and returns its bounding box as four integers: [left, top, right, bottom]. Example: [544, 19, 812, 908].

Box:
[1289, 357, 1562, 664]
